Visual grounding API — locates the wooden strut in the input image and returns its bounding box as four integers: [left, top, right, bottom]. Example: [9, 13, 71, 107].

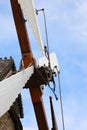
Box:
[10, 0, 49, 130]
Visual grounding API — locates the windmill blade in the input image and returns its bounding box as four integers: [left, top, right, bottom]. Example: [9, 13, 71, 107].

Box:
[0, 65, 34, 117]
[18, 0, 45, 55]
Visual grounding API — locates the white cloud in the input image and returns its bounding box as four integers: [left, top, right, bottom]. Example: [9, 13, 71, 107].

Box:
[76, 0, 87, 15]
[44, 0, 87, 39]
[67, 1, 87, 38]
[68, 1, 87, 38]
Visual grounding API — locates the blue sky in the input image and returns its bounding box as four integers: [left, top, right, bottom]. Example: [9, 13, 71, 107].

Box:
[0, 0, 87, 130]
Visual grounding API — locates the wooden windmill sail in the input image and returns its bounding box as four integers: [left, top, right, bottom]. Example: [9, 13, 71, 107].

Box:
[18, 0, 45, 55]
[0, 0, 60, 130]
[0, 58, 23, 130]
[0, 65, 34, 117]
[10, 0, 49, 129]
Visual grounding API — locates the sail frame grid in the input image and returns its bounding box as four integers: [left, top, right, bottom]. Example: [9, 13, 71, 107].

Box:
[18, 0, 45, 55]
[0, 65, 34, 117]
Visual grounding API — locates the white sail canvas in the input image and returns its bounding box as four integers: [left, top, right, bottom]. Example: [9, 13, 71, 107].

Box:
[18, 0, 45, 55]
[0, 65, 34, 117]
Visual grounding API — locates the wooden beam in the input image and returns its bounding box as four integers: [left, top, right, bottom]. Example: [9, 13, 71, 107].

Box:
[10, 0, 49, 129]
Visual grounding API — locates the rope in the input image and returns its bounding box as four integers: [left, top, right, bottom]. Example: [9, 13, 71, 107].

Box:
[57, 69, 65, 130]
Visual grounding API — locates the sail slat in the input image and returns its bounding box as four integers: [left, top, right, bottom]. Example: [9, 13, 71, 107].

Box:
[18, 0, 45, 55]
[0, 65, 34, 117]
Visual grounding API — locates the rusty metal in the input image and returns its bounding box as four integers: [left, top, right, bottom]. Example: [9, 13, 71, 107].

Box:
[10, 0, 49, 129]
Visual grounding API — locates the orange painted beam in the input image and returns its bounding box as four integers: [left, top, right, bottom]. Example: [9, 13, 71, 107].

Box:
[10, 0, 49, 129]
[10, 0, 35, 68]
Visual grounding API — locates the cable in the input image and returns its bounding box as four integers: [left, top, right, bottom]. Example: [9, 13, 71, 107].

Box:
[36, 8, 51, 68]
[48, 85, 58, 100]
[35, 67, 58, 100]
[42, 9, 51, 69]
[57, 69, 65, 130]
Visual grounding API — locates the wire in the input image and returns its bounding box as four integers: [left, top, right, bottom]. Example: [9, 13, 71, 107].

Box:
[57, 69, 65, 130]
[35, 67, 58, 100]
[42, 9, 51, 69]
[48, 85, 58, 100]
[36, 8, 51, 68]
